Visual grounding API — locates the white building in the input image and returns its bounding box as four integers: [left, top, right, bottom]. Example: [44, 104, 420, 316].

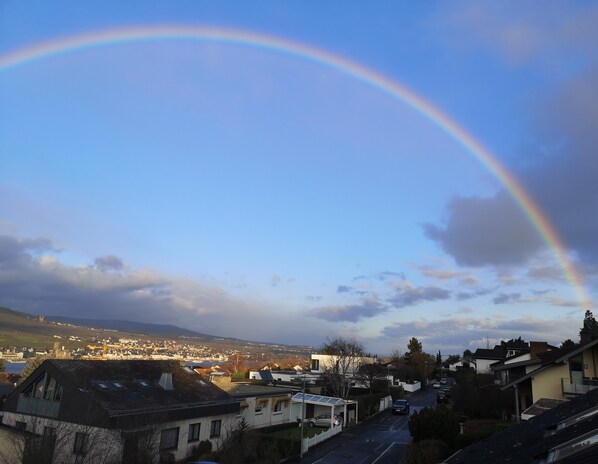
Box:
[1, 359, 241, 463]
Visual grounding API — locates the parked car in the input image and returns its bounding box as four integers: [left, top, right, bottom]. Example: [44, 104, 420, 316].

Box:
[391, 399, 410, 415]
[307, 413, 343, 428]
[436, 391, 448, 404]
[440, 377, 447, 385]
[433, 382, 441, 389]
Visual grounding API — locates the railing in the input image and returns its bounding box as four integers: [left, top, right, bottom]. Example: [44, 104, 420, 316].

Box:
[561, 378, 598, 395]
[17, 395, 60, 418]
[301, 425, 342, 454]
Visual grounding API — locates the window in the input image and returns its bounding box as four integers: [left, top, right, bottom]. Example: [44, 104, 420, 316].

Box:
[73, 432, 89, 455]
[44, 426, 56, 437]
[15, 421, 27, 431]
[311, 359, 320, 371]
[274, 400, 284, 413]
[188, 423, 200, 443]
[160, 427, 179, 451]
[44, 377, 57, 400]
[547, 431, 598, 463]
[23, 373, 62, 401]
[255, 401, 263, 414]
[210, 420, 221, 438]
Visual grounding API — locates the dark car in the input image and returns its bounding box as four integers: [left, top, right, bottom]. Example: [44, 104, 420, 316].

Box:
[436, 391, 448, 404]
[392, 399, 410, 415]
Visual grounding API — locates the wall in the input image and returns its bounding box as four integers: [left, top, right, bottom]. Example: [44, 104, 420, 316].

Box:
[582, 346, 598, 378]
[235, 395, 291, 429]
[2, 410, 240, 463]
[531, 364, 569, 401]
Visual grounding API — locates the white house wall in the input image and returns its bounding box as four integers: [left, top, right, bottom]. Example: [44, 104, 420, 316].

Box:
[2, 410, 240, 463]
[235, 396, 291, 429]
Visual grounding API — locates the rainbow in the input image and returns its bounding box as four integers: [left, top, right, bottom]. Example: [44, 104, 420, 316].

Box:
[0, 25, 591, 310]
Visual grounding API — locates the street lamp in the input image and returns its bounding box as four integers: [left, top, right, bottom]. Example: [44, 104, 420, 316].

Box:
[300, 375, 306, 459]
[423, 361, 428, 390]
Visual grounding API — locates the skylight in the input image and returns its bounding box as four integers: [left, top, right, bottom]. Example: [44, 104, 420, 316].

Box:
[547, 430, 598, 462]
[556, 405, 598, 431]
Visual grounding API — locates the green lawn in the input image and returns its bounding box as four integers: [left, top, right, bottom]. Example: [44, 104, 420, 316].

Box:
[266, 425, 328, 440]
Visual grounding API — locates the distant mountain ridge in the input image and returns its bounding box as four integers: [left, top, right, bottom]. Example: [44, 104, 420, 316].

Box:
[45, 316, 217, 339]
[0, 306, 312, 353]
[0, 306, 220, 340]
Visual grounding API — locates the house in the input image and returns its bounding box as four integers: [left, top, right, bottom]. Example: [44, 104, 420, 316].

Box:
[309, 353, 377, 374]
[499, 339, 598, 419]
[447, 357, 476, 372]
[471, 346, 506, 374]
[445, 386, 598, 463]
[214, 379, 294, 429]
[491, 341, 553, 387]
[1, 359, 241, 463]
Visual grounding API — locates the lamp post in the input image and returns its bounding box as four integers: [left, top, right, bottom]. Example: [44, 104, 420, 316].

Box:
[300, 375, 306, 459]
[423, 361, 428, 390]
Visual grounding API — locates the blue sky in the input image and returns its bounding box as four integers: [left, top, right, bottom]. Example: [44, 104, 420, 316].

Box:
[2, 1, 598, 355]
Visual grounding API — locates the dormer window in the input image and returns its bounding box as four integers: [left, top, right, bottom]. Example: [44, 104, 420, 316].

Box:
[23, 373, 62, 401]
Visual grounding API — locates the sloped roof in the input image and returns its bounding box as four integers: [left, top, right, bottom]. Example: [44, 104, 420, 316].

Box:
[47, 359, 233, 412]
[218, 382, 293, 398]
[3, 359, 240, 428]
[499, 342, 595, 391]
[445, 388, 598, 463]
[473, 347, 506, 360]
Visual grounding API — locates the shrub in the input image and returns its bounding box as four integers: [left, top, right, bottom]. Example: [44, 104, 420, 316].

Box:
[409, 405, 460, 448]
[405, 439, 449, 464]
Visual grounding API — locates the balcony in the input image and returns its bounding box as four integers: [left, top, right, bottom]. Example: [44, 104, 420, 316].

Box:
[561, 378, 598, 396]
[17, 395, 60, 418]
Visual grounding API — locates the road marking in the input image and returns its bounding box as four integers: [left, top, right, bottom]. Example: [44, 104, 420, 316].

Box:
[371, 442, 397, 464]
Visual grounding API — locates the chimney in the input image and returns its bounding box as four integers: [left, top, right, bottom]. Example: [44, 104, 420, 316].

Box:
[159, 372, 174, 390]
[529, 342, 548, 359]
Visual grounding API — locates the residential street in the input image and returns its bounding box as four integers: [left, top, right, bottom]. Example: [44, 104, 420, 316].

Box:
[298, 386, 439, 464]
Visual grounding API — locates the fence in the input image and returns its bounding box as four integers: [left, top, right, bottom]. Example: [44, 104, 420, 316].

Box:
[301, 425, 342, 454]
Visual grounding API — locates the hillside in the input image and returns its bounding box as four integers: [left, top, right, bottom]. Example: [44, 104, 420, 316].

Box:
[45, 316, 216, 339]
[0, 307, 312, 356]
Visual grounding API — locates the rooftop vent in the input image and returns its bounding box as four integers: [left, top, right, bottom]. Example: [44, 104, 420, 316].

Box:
[158, 372, 174, 391]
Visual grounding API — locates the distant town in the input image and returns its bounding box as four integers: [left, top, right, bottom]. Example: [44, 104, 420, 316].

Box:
[3, 307, 598, 463]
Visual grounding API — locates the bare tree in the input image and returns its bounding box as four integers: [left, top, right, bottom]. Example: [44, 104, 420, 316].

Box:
[0, 414, 123, 464]
[390, 346, 402, 364]
[226, 352, 246, 375]
[355, 363, 386, 393]
[319, 337, 366, 398]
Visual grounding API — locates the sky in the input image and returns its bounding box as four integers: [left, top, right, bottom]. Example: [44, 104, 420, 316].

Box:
[2, 1, 598, 356]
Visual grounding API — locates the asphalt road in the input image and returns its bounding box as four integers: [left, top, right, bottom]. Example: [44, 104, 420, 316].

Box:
[299, 386, 440, 464]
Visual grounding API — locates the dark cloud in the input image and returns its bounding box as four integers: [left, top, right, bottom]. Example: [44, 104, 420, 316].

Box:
[424, 9, 598, 286]
[492, 292, 521, 305]
[0, 235, 55, 268]
[456, 287, 494, 301]
[0, 233, 330, 347]
[93, 255, 124, 272]
[423, 192, 542, 267]
[308, 298, 387, 322]
[380, 315, 578, 352]
[387, 285, 450, 308]
[337, 285, 353, 293]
